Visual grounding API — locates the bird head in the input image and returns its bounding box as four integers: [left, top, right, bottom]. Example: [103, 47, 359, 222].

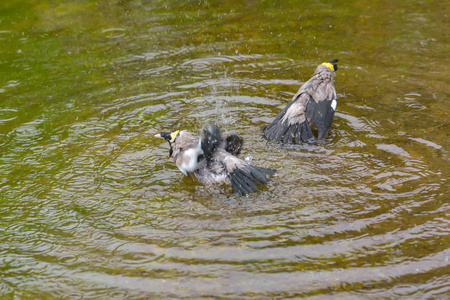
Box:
[155, 130, 180, 157]
[321, 59, 338, 71]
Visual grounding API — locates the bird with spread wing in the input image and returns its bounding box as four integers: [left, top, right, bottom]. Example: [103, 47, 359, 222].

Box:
[155, 125, 276, 196]
[263, 59, 339, 144]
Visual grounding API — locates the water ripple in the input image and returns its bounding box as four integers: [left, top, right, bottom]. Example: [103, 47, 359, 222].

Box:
[1, 1, 448, 298]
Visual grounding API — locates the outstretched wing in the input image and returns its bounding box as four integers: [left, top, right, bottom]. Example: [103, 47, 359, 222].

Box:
[228, 164, 276, 196]
[306, 97, 336, 140]
[305, 80, 337, 140]
[223, 133, 243, 156]
[213, 149, 276, 196]
[264, 63, 337, 143]
[203, 125, 244, 157]
[201, 125, 221, 163]
[263, 93, 317, 143]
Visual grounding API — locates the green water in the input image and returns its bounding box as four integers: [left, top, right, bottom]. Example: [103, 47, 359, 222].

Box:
[1, 0, 449, 298]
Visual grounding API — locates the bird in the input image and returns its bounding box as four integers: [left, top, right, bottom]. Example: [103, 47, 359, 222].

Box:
[263, 59, 339, 144]
[155, 125, 276, 196]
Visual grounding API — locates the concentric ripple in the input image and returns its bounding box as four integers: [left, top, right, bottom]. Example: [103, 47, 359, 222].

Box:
[0, 0, 448, 298]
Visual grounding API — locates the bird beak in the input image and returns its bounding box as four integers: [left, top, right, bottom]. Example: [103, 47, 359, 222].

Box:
[154, 133, 163, 139]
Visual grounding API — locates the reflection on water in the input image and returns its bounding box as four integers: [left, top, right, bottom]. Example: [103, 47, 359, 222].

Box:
[0, 0, 448, 298]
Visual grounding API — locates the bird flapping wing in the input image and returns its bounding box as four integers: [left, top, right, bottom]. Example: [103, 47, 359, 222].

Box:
[264, 65, 337, 143]
[263, 92, 316, 143]
[211, 149, 276, 196]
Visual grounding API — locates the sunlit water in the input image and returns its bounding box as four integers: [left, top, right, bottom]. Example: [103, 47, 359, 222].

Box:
[1, 0, 449, 298]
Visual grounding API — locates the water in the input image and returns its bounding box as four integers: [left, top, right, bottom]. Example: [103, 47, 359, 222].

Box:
[1, 0, 449, 298]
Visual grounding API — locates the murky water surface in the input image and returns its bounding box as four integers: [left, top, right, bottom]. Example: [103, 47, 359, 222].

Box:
[1, 0, 449, 298]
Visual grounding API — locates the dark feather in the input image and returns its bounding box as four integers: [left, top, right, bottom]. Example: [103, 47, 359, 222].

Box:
[263, 99, 318, 144]
[263, 99, 297, 142]
[228, 169, 256, 196]
[300, 122, 317, 143]
[230, 176, 245, 196]
[224, 133, 243, 155]
[235, 170, 259, 192]
[228, 165, 276, 195]
[306, 97, 335, 140]
[249, 166, 276, 185]
[200, 125, 277, 196]
[264, 60, 337, 144]
[201, 125, 222, 163]
[264, 121, 289, 142]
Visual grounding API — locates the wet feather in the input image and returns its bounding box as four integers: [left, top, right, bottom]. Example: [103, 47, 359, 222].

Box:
[264, 59, 338, 143]
[156, 125, 276, 195]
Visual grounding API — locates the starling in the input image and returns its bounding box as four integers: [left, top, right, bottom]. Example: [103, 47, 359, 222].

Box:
[155, 125, 276, 196]
[263, 59, 338, 143]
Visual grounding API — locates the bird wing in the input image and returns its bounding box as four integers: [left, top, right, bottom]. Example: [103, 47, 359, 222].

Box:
[202, 125, 244, 157]
[264, 69, 337, 143]
[201, 125, 221, 163]
[305, 79, 337, 140]
[213, 149, 276, 196]
[263, 92, 316, 143]
[223, 133, 243, 156]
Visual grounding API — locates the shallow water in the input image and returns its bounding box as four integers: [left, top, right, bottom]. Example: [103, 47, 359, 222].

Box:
[0, 0, 449, 298]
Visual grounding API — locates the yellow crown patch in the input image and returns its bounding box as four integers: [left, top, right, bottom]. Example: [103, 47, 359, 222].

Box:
[321, 62, 335, 71]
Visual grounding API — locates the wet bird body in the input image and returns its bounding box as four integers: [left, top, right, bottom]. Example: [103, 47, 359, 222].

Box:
[156, 126, 276, 196]
[264, 59, 338, 143]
